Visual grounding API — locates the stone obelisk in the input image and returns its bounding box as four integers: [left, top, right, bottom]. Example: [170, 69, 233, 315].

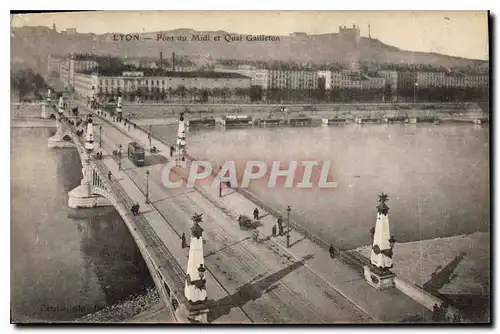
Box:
[364, 192, 396, 290]
[184, 213, 209, 322]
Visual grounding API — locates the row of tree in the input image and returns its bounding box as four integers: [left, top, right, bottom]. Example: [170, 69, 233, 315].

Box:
[95, 84, 488, 104]
[98, 85, 250, 103]
[11, 69, 52, 101]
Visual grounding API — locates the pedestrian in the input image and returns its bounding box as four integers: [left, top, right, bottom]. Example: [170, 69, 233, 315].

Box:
[170, 145, 174, 157]
[148, 135, 152, 147]
[329, 244, 335, 258]
[252, 229, 259, 242]
[272, 225, 277, 237]
[181, 233, 186, 249]
[253, 208, 259, 220]
[432, 304, 440, 322]
[135, 203, 140, 215]
[277, 216, 283, 235]
[108, 171, 112, 180]
[131, 204, 136, 215]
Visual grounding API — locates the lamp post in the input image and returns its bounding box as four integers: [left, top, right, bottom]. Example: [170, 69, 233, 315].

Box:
[219, 165, 223, 198]
[145, 170, 150, 204]
[99, 126, 102, 148]
[149, 124, 152, 148]
[413, 82, 418, 106]
[286, 205, 291, 248]
[118, 144, 122, 171]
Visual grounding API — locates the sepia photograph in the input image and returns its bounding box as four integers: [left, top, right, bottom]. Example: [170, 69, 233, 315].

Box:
[9, 10, 490, 324]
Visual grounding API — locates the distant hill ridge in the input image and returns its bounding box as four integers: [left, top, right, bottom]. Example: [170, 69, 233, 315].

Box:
[11, 26, 488, 72]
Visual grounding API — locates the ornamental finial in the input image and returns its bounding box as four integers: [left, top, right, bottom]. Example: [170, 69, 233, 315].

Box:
[378, 192, 389, 204]
[377, 192, 390, 215]
[191, 213, 204, 238]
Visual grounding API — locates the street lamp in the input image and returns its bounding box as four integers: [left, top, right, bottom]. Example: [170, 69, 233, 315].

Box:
[219, 165, 223, 198]
[286, 205, 291, 248]
[99, 126, 102, 147]
[149, 124, 152, 148]
[413, 82, 418, 106]
[118, 144, 122, 171]
[145, 170, 150, 204]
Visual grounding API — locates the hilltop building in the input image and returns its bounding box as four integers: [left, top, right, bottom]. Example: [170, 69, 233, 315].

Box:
[339, 24, 360, 47]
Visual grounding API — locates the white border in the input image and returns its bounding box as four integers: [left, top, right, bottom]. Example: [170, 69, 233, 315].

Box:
[4, 1, 497, 334]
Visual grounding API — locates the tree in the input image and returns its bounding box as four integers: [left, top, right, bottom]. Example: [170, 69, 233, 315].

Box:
[249, 85, 263, 102]
[221, 87, 231, 103]
[176, 85, 187, 103]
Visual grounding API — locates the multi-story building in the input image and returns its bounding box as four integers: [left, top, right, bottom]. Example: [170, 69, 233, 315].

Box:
[338, 24, 360, 46]
[399, 71, 489, 90]
[214, 65, 269, 89]
[63, 28, 77, 36]
[317, 71, 332, 90]
[69, 70, 251, 100]
[47, 55, 65, 75]
[267, 70, 318, 90]
[379, 70, 398, 91]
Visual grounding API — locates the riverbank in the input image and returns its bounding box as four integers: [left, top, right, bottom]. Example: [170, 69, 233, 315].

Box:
[351, 232, 490, 321]
[75, 288, 166, 323]
[122, 102, 487, 121]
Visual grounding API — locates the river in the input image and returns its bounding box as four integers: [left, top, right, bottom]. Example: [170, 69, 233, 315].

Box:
[151, 122, 490, 250]
[11, 127, 154, 322]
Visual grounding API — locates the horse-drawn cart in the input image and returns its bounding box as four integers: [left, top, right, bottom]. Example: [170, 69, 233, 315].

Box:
[238, 215, 259, 230]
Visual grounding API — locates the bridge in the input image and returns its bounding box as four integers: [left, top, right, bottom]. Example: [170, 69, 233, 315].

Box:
[41, 97, 469, 324]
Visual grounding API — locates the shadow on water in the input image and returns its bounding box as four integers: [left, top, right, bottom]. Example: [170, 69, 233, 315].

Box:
[75, 207, 155, 308]
[207, 254, 314, 322]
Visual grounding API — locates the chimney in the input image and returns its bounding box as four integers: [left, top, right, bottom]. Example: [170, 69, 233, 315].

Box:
[368, 24, 371, 39]
[172, 52, 176, 72]
[160, 52, 163, 70]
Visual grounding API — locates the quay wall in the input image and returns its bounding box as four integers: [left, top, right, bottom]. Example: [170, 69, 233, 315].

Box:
[122, 102, 486, 120]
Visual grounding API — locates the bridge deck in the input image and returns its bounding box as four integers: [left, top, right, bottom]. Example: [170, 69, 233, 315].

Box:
[64, 100, 435, 323]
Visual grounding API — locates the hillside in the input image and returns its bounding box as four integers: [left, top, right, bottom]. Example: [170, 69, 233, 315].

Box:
[11, 26, 488, 72]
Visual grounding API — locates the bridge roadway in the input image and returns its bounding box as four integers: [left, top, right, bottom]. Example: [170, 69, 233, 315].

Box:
[73, 100, 433, 323]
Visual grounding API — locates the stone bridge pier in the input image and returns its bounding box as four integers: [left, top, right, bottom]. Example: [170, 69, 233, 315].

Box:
[68, 157, 112, 209]
[47, 115, 75, 148]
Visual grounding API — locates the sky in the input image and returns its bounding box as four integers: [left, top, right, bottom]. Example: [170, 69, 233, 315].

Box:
[10, 11, 489, 60]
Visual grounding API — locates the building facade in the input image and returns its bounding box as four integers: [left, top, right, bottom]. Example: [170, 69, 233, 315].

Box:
[398, 71, 488, 90]
[268, 70, 318, 90]
[69, 71, 251, 100]
[338, 24, 360, 46]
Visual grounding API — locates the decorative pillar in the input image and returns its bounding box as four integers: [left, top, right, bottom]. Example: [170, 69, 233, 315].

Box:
[85, 114, 95, 151]
[176, 113, 187, 166]
[58, 95, 64, 118]
[364, 192, 396, 290]
[184, 213, 209, 322]
[90, 85, 96, 110]
[116, 96, 123, 121]
[47, 88, 52, 103]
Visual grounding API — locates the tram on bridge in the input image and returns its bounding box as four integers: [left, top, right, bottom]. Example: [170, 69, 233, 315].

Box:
[128, 142, 146, 166]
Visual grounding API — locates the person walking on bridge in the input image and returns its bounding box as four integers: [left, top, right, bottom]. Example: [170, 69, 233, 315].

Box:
[108, 171, 112, 180]
[181, 233, 187, 249]
[253, 208, 259, 220]
[272, 225, 277, 237]
[170, 145, 175, 157]
[329, 244, 335, 259]
[277, 216, 283, 235]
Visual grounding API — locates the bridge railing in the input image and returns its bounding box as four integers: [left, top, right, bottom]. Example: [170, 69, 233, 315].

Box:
[63, 117, 189, 314]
